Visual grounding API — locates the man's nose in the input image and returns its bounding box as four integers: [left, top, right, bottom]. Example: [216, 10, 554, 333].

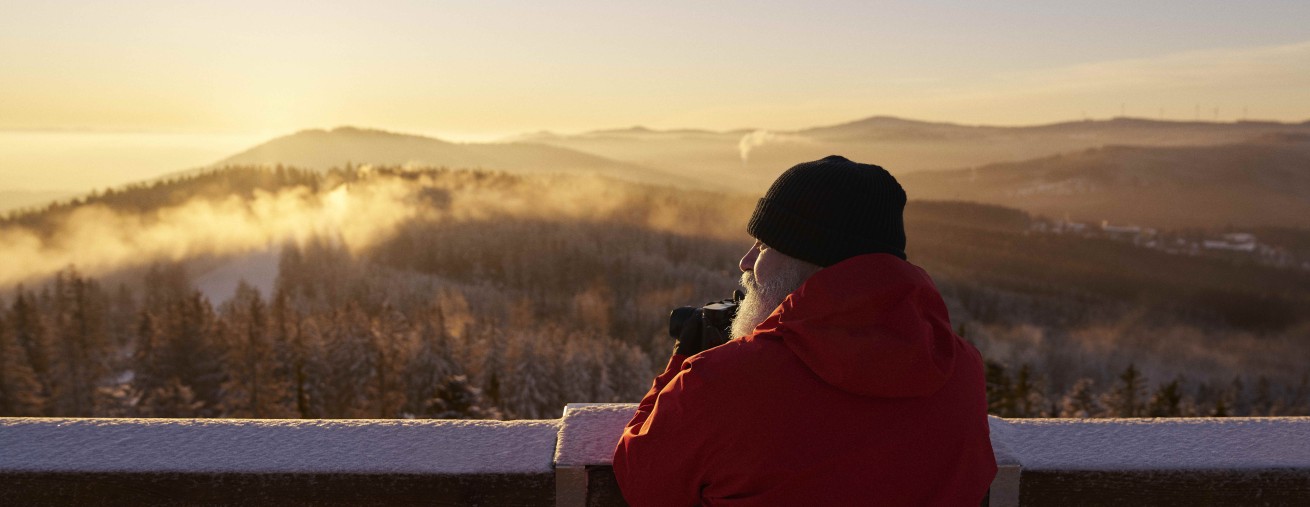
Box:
[739, 246, 758, 273]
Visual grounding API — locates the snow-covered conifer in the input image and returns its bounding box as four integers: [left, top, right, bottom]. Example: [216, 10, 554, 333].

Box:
[1060, 378, 1103, 418]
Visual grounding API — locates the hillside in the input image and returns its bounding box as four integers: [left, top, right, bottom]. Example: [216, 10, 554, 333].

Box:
[899, 136, 1310, 228]
[214, 126, 689, 187]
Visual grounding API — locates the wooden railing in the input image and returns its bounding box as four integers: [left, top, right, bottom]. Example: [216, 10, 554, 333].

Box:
[3, 406, 1309, 506]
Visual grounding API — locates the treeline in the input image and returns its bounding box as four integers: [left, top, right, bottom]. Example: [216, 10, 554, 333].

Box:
[0, 262, 652, 419]
[983, 359, 1309, 419]
[0, 166, 324, 233]
[4, 262, 1307, 419]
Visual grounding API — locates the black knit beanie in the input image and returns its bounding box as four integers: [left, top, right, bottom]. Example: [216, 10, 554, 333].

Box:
[747, 155, 907, 266]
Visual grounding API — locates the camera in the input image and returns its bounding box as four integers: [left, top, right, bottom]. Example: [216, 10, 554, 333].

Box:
[668, 291, 743, 350]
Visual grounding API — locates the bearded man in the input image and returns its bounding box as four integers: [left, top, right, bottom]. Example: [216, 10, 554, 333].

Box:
[613, 155, 996, 506]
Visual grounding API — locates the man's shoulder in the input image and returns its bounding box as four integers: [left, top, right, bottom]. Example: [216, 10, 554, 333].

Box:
[684, 333, 796, 380]
[698, 332, 785, 359]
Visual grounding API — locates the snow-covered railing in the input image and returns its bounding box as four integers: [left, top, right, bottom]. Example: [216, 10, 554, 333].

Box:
[0, 418, 560, 505]
[3, 407, 1309, 506]
[989, 417, 1310, 505]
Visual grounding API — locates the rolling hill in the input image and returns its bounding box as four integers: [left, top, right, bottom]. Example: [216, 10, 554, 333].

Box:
[898, 134, 1310, 228]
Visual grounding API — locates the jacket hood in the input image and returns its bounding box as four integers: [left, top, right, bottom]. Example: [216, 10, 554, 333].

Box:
[751, 253, 960, 398]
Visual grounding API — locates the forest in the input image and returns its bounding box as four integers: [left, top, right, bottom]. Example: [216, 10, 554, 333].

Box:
[1, 165, 1308, 419]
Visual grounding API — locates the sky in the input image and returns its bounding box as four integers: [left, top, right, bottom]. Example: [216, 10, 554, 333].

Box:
[2, 0, 1309, 192]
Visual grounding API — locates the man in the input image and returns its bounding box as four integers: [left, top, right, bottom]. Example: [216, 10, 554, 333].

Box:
[613, 155, 996, 506]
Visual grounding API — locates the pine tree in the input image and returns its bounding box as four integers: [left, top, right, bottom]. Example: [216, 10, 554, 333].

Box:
[271, 290, 313, 418]
[1060, 378, 1103, 418]
[1147, 377, 1185, 417]
[1285, 374, 1310, 417]
[173, 291, 225, 416]
[142, 263, 189, 312]
[1252, 376, 1274, 416]
[501, 329, 558, 419]
[142, 377, 204, 417]
[0, 308, 45, 415]
[607, 339, 652, 403]
[560, 336, 604, 404]
[135, 282, 224, 417]
[46, 268, 112, 416]
[108, 283, 138, 348]
[1102, 363, 1147, 417]
[7, 290, 51, 413]
[294, 314, 329, 418]
[1213, 396, 1230, 417]
[405, 308, 454, 416]
[1229, 376, 1249, 417]
[99, 283, 138, 416]
[322, 303, 377, 418]
[1194, 381, 1219, 416]
[984, 360, 1015, 417]
[370, 303, 410, 418]
[218, 282, 291, 418]
[1013, 363, 1046, 418]
[130, 310, 164, 415]
[473, 322, 504, 408]
[423, 374, 501, 419]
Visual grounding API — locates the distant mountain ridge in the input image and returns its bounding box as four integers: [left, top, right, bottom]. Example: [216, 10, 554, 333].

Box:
[510, 116, 1310, 192]
[797, 115, 1310, 141]
[205, 117, 1310, 228]
[214, 126, 688, 186]
[215, 118, 1310, 186]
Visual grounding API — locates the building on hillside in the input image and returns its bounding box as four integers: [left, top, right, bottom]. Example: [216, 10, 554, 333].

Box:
[1203, 234, 1257, 253]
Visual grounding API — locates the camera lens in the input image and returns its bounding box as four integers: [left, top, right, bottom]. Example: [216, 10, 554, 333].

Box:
[668, 306, 697, 339]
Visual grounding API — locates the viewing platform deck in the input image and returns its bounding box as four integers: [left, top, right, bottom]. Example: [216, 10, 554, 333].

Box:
[3, 405, 1308, 506]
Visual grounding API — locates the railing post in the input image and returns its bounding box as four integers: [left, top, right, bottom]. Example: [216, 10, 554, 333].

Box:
[554, 403, 641, 506]
[988, 416, 1022, 507]
[988, 463, 1021, 507]
[555, 465, 588, 507]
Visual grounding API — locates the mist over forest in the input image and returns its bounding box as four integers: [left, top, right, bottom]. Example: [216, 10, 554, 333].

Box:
[1, 159, 1308, 419]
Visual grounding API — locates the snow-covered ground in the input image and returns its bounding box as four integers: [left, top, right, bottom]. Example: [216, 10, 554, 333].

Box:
[192, 247, 280, 303]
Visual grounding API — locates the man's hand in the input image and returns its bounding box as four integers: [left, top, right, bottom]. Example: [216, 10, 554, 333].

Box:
[674, 307, 733, 356]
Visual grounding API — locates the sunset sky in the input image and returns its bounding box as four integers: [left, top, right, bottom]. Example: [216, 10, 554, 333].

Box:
[2, 0, 1310, 192]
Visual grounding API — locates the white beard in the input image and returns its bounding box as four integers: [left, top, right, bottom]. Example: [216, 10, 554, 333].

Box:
[730, 261, 816, 339]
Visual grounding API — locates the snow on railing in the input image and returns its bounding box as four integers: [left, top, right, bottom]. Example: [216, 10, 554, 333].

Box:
[3, 406, 1309, 506]
[1, 418, 559, 475]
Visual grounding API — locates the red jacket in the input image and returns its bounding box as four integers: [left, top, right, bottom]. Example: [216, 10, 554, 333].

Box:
[613, 254, 995, 506]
